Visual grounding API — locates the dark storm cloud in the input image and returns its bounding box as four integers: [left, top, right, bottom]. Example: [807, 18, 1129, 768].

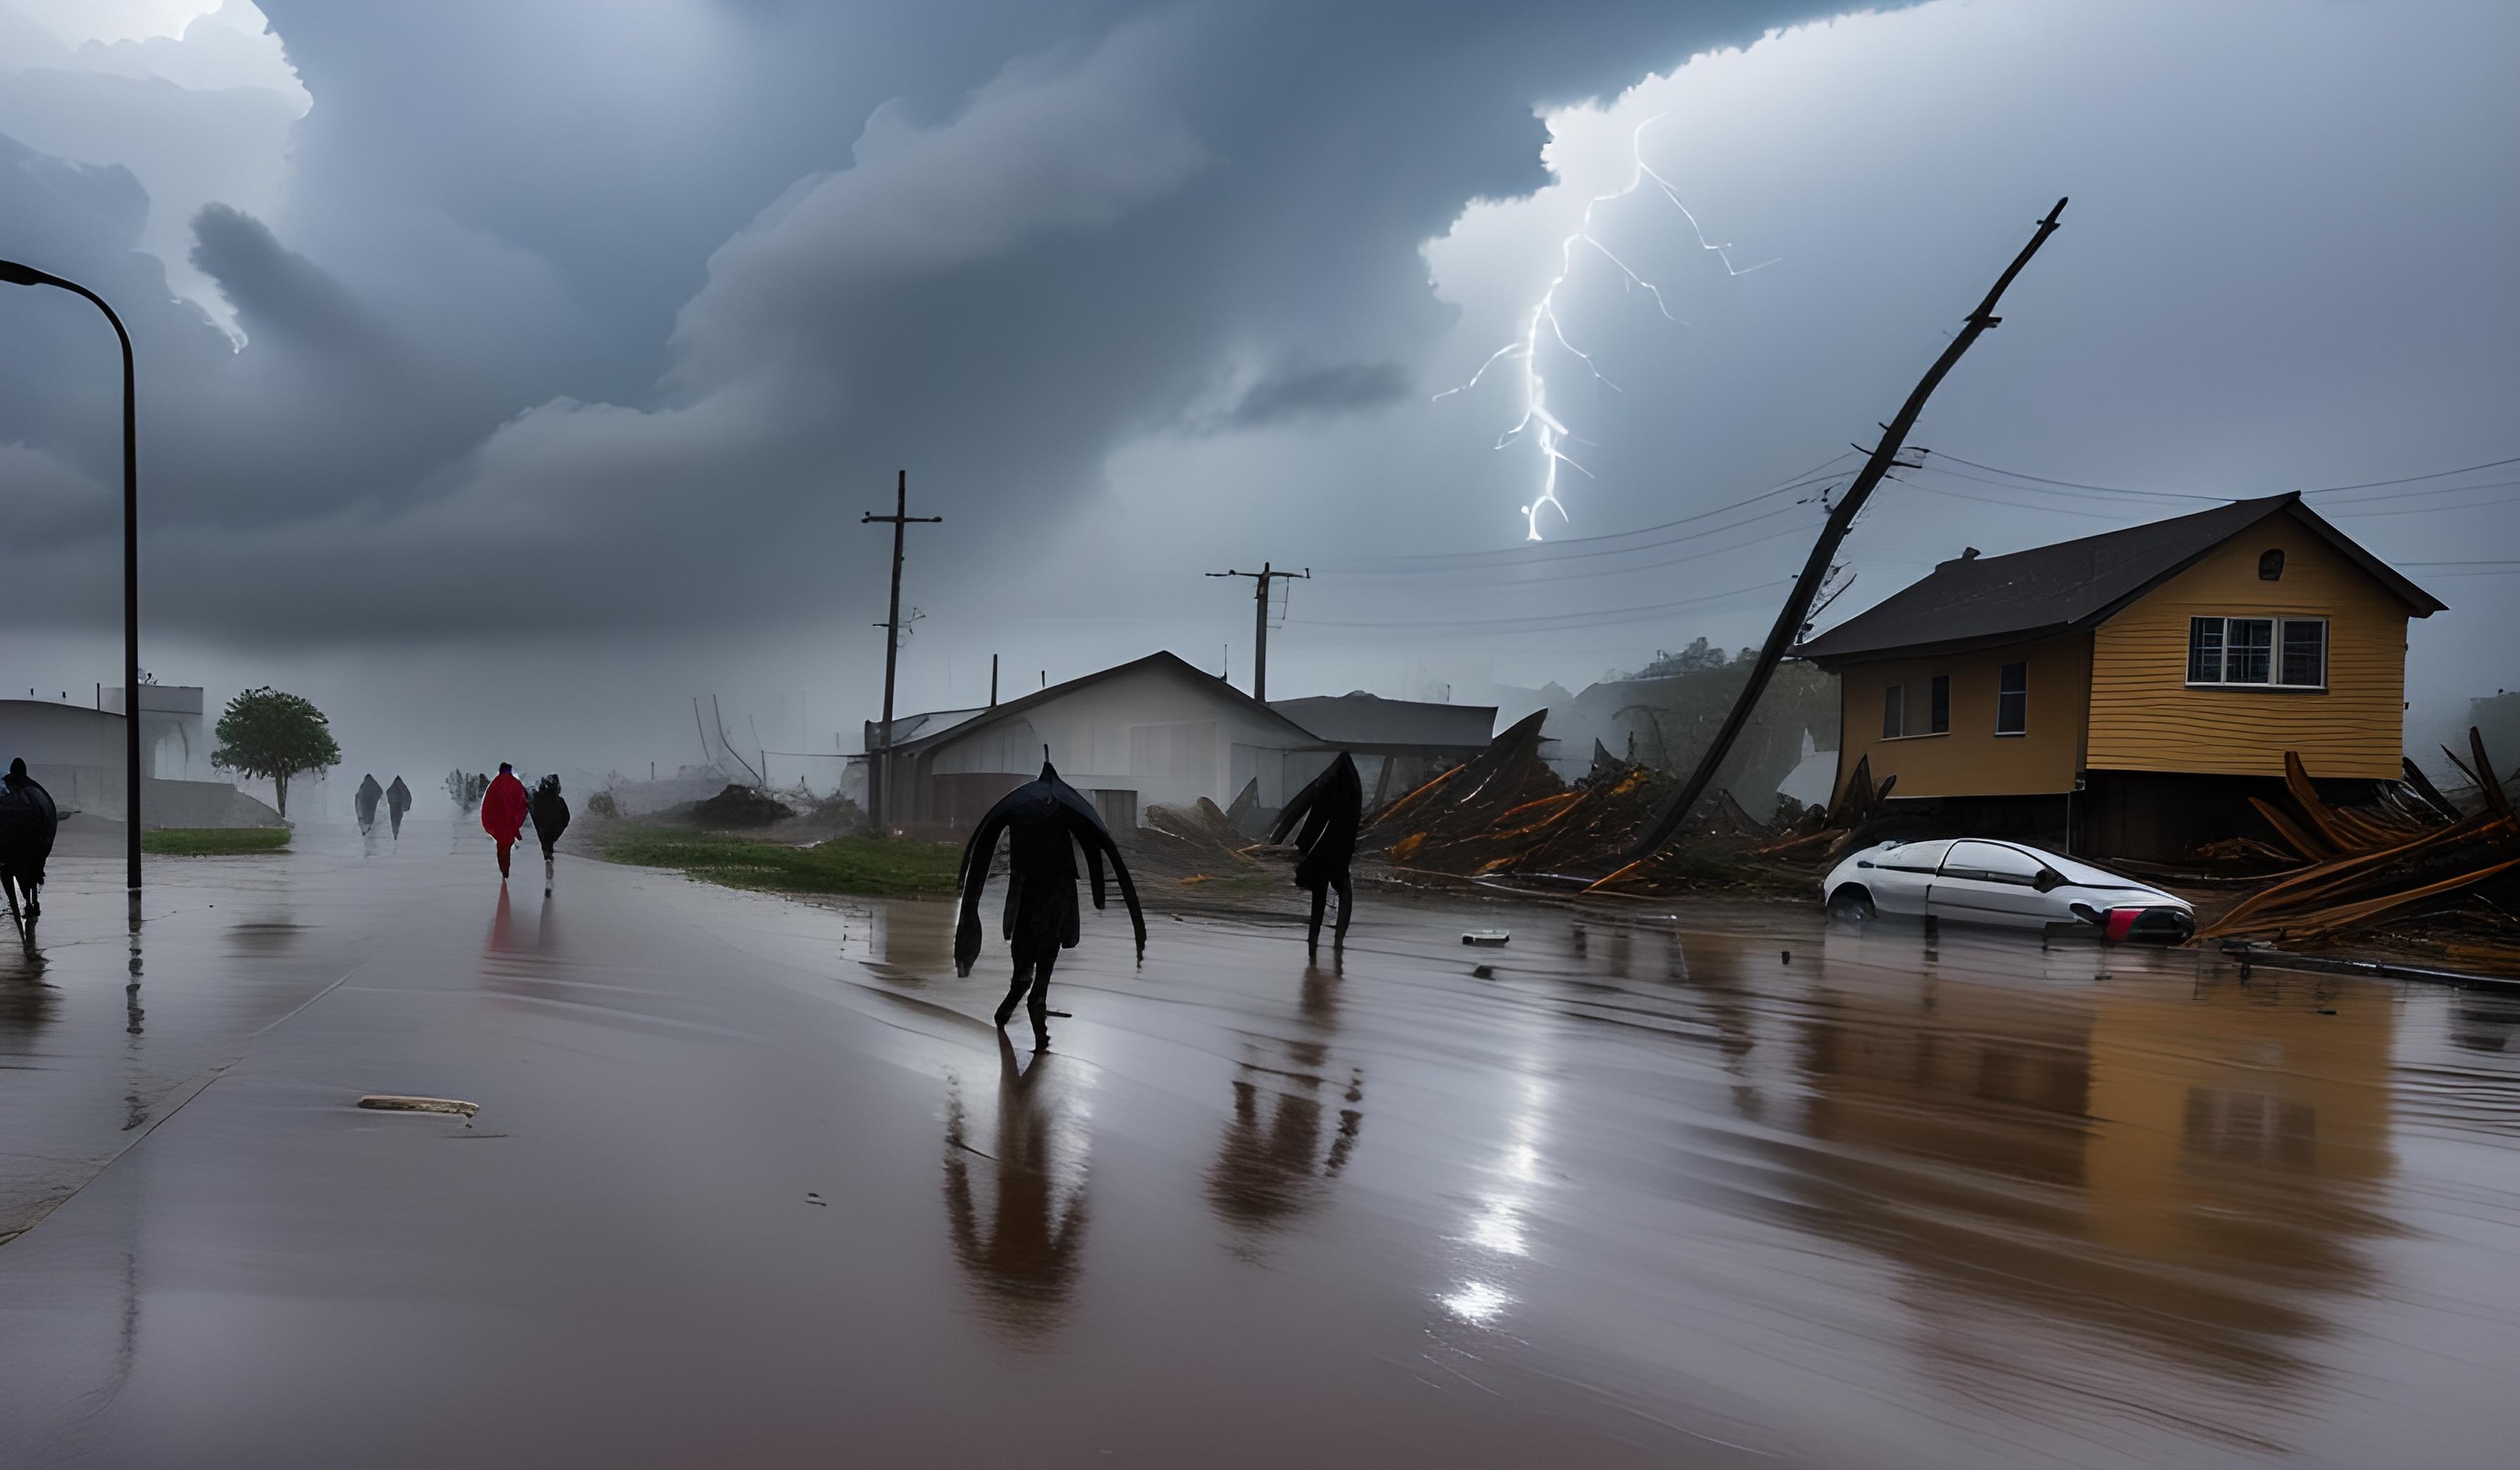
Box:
[1218, 362, 1413, 430]
[0, 0, 1842, 642]
[189, 203, 381, 357]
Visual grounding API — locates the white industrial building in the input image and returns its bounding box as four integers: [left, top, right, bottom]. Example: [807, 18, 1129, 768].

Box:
[869, 652, 1331, 836]
[865, 652, 1507, 839]
[0, 685, 281, 826]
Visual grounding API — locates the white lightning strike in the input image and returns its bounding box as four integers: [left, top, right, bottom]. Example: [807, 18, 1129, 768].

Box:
[1435, 114, 1777, 541]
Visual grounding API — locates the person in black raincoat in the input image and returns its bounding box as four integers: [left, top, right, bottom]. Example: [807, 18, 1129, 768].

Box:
[1270, 752, 1363, 955]
[528, 775, 570, 890]
[354, 774, 384, 834]
[0, 758, 60, 930]
[954, 759, 1145, 1049]
[385, 776, 412, 838]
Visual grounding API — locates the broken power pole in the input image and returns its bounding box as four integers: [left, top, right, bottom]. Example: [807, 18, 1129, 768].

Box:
[1623, 198, 2071, 864]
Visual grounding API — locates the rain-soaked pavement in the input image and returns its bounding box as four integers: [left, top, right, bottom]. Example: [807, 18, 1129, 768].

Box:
[5, 818, 2520, 1467]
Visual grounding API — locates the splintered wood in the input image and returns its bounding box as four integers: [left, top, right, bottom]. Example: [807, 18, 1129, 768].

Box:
[1365, 712, 1836, 897]
[2199, 728, 2520, 949]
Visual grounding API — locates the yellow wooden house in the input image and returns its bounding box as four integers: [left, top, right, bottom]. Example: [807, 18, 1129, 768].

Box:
[1793, 493, 2444, 860]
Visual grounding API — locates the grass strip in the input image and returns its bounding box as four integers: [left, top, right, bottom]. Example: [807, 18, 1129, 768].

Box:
[599, 825, 961, 898]
[143, 827, 290, 855]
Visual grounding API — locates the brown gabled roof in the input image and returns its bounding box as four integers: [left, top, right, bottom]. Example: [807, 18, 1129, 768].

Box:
[878, 650, 1325, 755]
[1794, 494, 2445, 665]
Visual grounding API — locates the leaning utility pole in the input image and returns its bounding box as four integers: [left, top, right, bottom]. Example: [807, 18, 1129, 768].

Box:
[1623, 198, 2070, 864]
[861, 469, 941, 835]
[1204, 561, 1309, 702]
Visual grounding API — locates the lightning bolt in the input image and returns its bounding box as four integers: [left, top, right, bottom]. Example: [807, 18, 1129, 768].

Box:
[1434, 113, 1776, 542]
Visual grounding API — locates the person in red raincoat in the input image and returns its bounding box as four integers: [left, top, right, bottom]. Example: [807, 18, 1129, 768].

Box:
[480, 762, 530, 880]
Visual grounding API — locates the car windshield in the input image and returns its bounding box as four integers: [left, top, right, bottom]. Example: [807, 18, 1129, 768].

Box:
[2040, 851, 2154, 888]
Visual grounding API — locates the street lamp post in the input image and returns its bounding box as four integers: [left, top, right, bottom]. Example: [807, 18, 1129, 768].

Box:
[1, 260, 142, 902]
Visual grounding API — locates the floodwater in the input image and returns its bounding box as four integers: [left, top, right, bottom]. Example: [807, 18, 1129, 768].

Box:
[4, 818, 2520, 1467]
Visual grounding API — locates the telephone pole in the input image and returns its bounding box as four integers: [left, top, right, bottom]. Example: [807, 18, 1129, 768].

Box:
[1204, 561, 1309, 702]
[862, 469, 941, 835]
[1621, 198, 2069, 864]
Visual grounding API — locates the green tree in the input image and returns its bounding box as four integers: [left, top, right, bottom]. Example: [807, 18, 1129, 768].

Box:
[211, 687, 342, 819]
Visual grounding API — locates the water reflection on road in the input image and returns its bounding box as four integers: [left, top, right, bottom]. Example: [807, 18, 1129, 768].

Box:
[5, 826, 2520, 1466]
[942, 1035, 1092, 1343]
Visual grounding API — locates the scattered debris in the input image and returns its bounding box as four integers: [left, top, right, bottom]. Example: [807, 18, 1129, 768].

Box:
[2197, 730, 2520, 959]
[1367, 712, 1852, 899]
[686, 784, 796, 829]
[357, 1094, 479, 1118]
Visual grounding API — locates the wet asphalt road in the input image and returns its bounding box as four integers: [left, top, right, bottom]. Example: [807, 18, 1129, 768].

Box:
[5, 817, 2520, 1468]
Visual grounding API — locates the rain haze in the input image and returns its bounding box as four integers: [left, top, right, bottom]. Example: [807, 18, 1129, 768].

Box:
[0, 0, 2512, 784]
[13, 6, 2520, 1466]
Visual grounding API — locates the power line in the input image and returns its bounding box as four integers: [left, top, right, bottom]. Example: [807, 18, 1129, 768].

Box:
[1292, 577, 1791, 634]
[1925, 447, 2520, 499]
[1886, 474, 2130, 519]
[1304, 507, 1820, 591]
[1323, 451, 1858, 570]
[1910, 458, 2216, 503]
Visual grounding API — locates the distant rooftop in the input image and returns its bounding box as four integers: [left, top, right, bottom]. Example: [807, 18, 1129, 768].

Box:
[1271, 691, 1496, 750]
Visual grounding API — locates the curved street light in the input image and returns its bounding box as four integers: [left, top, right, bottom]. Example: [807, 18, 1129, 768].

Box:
[0, 260, 142, 903]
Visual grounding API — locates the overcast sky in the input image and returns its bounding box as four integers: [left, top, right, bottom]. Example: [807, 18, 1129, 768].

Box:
[1, 0, 2512, 795]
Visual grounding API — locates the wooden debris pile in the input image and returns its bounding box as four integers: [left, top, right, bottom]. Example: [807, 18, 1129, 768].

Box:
[1366, 711, 1821, 894]
[1126, 796, 1265, 883]
[2199, 730, 2520, 947]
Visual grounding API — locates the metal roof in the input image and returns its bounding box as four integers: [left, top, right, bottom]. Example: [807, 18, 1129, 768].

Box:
[1794, 494, 2444, 665]
[875, 651, 1323, 755]
[1268, 693, 1496, 750]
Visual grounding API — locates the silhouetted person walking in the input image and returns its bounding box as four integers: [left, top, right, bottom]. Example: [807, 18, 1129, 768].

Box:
[480, 762, 529, 881]
[1271, 752, 1363, 954]
[954, 758, 1145, 1049]
[528, 774, 570, 891]
[0, 758, 58, 931]
[385, 776, 411, 838]
[354, 774, 383, 834]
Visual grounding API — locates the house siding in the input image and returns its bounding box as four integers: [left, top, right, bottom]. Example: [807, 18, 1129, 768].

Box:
[906, 663, 1320, 836]
[2087, 513, 2412, 779]
[1830, 632, 2091, 803]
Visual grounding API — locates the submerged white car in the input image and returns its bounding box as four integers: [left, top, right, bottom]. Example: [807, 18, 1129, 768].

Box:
[1820, 838, 2196, 942]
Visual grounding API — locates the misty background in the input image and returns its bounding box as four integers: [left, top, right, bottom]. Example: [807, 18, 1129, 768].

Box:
[1, 0, 2512, 798]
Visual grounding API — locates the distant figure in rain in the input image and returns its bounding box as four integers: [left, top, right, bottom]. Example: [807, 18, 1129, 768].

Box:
[385, 775, 411, 838]
[528, 775, 570, 890]
[1271, 752, 1363, 955]
[0, 758, 59, 931]
[354, 774, 383, 835]
[954, 758, 1145, 1049]
[480, 762, 529, 881]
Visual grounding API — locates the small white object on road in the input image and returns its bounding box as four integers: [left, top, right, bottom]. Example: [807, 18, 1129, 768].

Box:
[1462, 931, 1511, 947]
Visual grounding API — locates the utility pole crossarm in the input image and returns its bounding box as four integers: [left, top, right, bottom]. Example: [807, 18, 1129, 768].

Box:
[1206, 562, 1310, 703]
[1621, 198, 2069, 865]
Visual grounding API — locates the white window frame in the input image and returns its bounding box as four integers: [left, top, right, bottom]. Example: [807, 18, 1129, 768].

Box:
[2185, 615, 2329, 690]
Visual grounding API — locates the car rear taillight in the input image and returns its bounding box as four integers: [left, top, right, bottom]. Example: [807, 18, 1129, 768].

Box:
[2103, 906, 2194, 945]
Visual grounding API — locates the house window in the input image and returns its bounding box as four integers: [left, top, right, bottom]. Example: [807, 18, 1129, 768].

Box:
[2186, 616, 2327, 689]
[2281, 620, 2327, 686]
[1882, 684, 1904, 739]
[1995, 662, 2026, 734]
[2258, 549, 2285, 581]
[1929, 675, 1950, 734]
[2186, 617, 2223, 682]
